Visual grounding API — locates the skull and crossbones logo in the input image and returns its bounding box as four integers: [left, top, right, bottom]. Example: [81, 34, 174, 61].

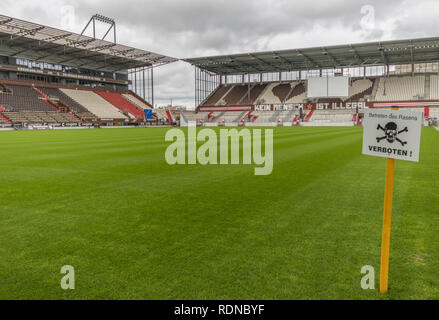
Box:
[377, 122, 408, 146]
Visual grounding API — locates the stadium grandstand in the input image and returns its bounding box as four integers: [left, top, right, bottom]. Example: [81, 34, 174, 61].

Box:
[0, 14, 177, 129]
[183, 37, 439, 127]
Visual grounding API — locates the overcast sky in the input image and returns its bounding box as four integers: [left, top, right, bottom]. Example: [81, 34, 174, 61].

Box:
[3, 0, 439, 108]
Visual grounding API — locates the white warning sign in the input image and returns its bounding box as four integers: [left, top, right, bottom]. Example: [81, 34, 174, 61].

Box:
[362, 109, 423, 162]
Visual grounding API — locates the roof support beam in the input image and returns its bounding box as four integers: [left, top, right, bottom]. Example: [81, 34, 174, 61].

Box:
[0, 14, 176, 71]
[11, 41, 65, 58]
[249, 53, 279, 70]
[89, 43, 117, 52]
[66, 38, 96, 48]
[40, 33, 72, 42]
[409, 41, 415, 64]
[272, 52, 296, 70]
[379, 46, 388, 65]
[322, 48, 341, 67]
[10, 26, 45, 40]
[228, 56, 263, 73]
[349, 45, 363, 65]
[0, 18, 13, 25]
[296, 49, 320, 69]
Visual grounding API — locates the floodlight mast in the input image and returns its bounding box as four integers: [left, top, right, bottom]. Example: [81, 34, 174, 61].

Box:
[80, 14, 117, 43]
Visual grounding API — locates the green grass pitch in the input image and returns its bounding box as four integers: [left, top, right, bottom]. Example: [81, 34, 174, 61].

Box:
[0, 126, 438, 299]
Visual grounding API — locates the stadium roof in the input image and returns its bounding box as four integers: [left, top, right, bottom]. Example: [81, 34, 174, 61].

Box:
[0, 14, 177, 72]
[185, 37, 439, 75]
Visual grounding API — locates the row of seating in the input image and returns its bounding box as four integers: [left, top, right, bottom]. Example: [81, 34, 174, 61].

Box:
[285, 83, 307, 103]
[0, 115, 9, 123]
[97, 91, 144, 119]
[202, 75, 439, 106]
[122, 93, 152, 110]
[240, 84, 267, 105]
[0, 81, 152, 124]
[430, 75, 439, 99]
[1, 111, 78, 123]
[311, 110, 355, 122]
[202, 86, 232, 106]
[180, 106, 439, 127]
[223, 85, 250, 105]
[59, 88, 127, 120]
[182, 109, 368, 125]
[0, 84, 54, 111]
[202, 79, 372, 106]
[375, 76, 425, 101]
[38, 87, 91, 113]
[251, 110, 300, 123]
[347, 79, 374, 101]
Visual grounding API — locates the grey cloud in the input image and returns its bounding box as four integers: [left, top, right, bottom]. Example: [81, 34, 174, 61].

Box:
[2, 0, 439, 108]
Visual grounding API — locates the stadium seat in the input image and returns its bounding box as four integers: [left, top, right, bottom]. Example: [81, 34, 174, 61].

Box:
[201, 85, 232, 106]
[273, 83, 294, 102]
[97, 91, 145, 119]
[430, 75, 439, 99]
[60, 88, 128, 120]
[375, 75, 425, 101]
[344, 79, 374, 101]
[0, 84, 54, 112]
[223, 85, 251, 105]
[122, 93, 153, 110]
[239, 84, 267, 105]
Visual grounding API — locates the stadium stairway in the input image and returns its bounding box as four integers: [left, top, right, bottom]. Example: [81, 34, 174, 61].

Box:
[239, 111, 250, 124]
[67, 109, 82, 122]
[165, 110, 174, 123]
[272, 83, 293, 102]
[305, 110, 315, 122]
[235, 111, 248, 122]
[33, 87, 62, 112]
[345, 80, 374, 102]
[244, 111, 254, 123]
[371, 77, 380, 101]
[425, 107, 430, 121]
[425, 75, 431, 100]
[97, 91, 145, 120]
[0, 112, 11, 124]
[212, 111, 227, 123]
[269, 110, 281, 122]
[283, 84, 297, 103]
[128, 91, 153, 108]
[33, 87, 49, 100]
[0, 83, 11, 94]
[122, 92, 153, 111]
[283, 110, 295, 122]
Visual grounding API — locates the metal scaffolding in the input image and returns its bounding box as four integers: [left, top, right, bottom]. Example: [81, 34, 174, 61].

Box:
[195, 66, 221, 107]
[128, 66, 154, 106]
[0, 14, 177, 72]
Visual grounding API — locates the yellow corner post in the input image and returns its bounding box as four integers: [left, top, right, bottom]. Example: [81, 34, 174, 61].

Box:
[380, 157, 395, 294]
[380, 106, 398, 294]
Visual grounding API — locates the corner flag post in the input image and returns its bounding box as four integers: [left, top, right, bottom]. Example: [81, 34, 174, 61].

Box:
[380, 157, 395, 294]
[379, 106, 398, 294]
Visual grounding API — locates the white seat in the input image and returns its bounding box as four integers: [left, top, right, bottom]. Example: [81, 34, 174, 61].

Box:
[61, 89, 127, 120]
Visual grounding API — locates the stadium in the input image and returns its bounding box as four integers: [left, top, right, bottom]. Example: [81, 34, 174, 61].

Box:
[182, 40, 439, 127]
[0, 7, 438, 302]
